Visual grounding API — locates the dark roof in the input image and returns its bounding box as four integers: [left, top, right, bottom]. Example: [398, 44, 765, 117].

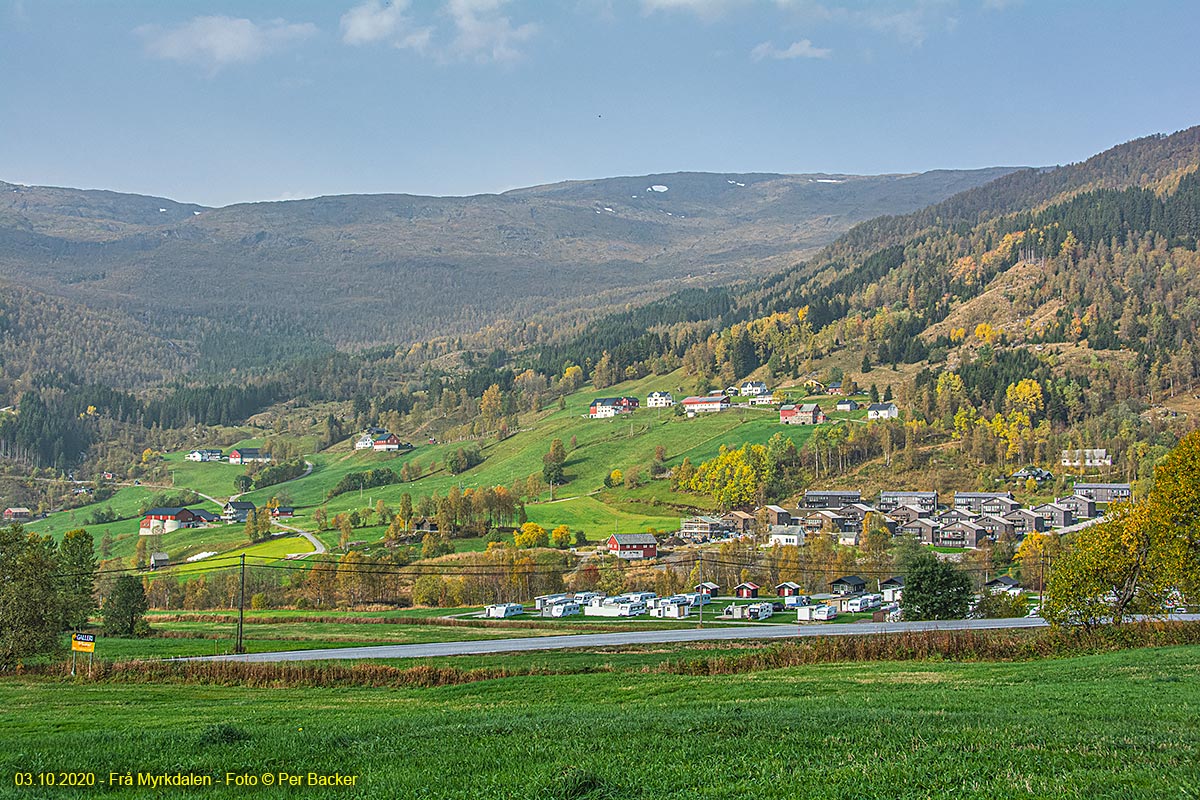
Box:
[868, 402, 897, 411]
[225, 501, 256, 510]
[986, 576, 1021, 588]
[831, 575, 867, 587]
[611, 533, 657, 545]
[144, 507, 187, 517]
[189, 509, 218, 521]
[880, 576, 904, 587]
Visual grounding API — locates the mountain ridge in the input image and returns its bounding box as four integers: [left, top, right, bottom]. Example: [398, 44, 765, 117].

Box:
[0, 166, 1017, 372]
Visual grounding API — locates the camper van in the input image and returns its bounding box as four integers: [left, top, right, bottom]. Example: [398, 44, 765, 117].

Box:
[584, 602, 647, 617]
[847, 594, 882, 613]
[783, 594, 813, 609]
[549, 602, 581, 618]
[813, 605, 838, 621]
[484, 603, 524, 618]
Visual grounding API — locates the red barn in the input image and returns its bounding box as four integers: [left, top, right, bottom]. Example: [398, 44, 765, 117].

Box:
[775, 581, 803, 597]
[734, 582, 760, 598]
[608, 533, 658, 560]
[139, 507, 197, 534]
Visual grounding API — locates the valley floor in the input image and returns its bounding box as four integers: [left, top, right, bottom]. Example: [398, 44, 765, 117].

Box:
[2, 645, 1198, 799]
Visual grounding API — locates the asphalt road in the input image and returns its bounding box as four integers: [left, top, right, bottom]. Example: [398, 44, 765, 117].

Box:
[183, 613, 1200, 663]
[181, 615, 1062, 663]
[270, 520, 327, 554]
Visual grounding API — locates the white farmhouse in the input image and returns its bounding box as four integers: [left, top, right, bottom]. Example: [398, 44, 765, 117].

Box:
[646, 391, 675, 408]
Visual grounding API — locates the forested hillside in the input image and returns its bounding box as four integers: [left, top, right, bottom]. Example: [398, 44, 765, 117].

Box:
[4, 127, 1200, 489]
[0, 168, 1012, 365]
[501, 126, 1200, 486]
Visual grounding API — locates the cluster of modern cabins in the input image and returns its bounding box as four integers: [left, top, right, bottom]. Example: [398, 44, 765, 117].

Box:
[679, 483, 1131, 550]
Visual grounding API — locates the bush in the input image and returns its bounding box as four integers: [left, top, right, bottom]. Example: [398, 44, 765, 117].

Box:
[252, 459, 306, 490]
[326, 468, 399, 500]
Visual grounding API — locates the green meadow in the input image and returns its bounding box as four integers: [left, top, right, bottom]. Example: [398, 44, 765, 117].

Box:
[28, 371, 860, 567]
[2, 645, 1198, 799]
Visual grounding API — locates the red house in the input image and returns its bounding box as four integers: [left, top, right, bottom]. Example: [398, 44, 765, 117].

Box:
[780, 403, 826, 425]
[734, 582, 760, 599]
[372, 433, 403, 452]
[607, 533, 658, 560]
[694, 581, 720, 596]
[775, 581, 803, 597]
[139, 507, 197, 534]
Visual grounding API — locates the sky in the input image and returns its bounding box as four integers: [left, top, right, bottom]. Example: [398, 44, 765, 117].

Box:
[3, 0, 1199, 207]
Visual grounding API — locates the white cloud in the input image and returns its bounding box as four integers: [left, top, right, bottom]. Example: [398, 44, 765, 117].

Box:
[340, 0, 433, 51]
[852, 1, 958, 46]
[136, 16, 317, 70]
[445, 0, 539, 62]
[751, 38, 832, 60]
[772, 0, 958, 47]
[641, 0, 742, 18]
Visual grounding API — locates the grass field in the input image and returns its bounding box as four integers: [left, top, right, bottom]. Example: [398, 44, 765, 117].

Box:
[2, 645, 1197, 798]
[171, 535, 315, 575]
[25, 486, 155, 539]
[26, 371, 862, 565]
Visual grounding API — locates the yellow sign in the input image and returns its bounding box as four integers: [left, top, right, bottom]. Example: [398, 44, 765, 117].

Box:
[71, 633, 95, 653]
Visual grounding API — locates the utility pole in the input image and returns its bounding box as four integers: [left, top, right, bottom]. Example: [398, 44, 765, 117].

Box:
[235, 553, 246, 654]
[697, 550, 704, 630]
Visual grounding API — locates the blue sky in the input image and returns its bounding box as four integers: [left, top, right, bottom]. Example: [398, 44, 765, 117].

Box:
[3, 0, 1199, 207]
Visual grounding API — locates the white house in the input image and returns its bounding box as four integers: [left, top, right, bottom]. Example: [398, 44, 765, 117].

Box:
[867, 402, 899, 420]
[649, 602, 691, 619]
[769, 530, 804, 547]
[186, 449, 223, 462]
[880, 577, 904, 604]
[354, 434, 375, 450]
[740, 381, 770, 397]
[983, 576, 1023, 596]
[681, 395, 730, 416]
[1061, 448, 1112, 468]
[647, 391, 674, 408]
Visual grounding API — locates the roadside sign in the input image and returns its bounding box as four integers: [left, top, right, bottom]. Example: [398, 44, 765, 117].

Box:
[71, 633, 95, 653]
